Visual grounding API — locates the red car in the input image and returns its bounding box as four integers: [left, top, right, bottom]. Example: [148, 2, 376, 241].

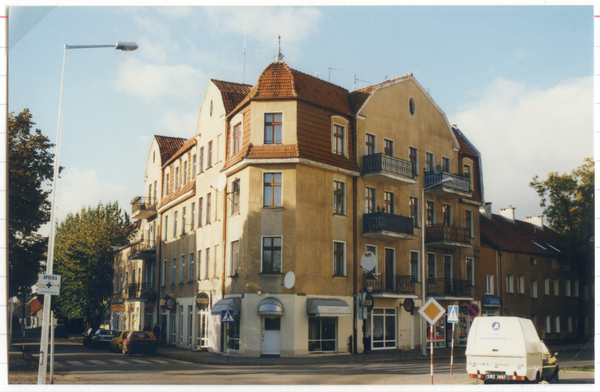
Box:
[122, 331, 157, 356]
[82, 327, 99, 346]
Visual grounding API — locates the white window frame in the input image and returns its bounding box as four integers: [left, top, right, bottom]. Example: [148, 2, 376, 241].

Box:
[204, 248, 210, 279]
[409, 146, 418, 176]
[171, 258, 176, 285]
[383, 138, 394, 156]
[565, 280, 571, 296]
[232, 122, 242, 154]
[567, 316, 573, 333]
[180, 254, 185, 283]
[174, 166, 179, 191]
[183, 160, 188, 186]
[197, 250, 202, 280]
[263, 172, 283, 207]
[192, 154, 197, 178]
[230, 240, 240, 276]
[189, 252, 194, 282]
[425, 152, 435, 172]
[365, 133, 376, 155]
[165, 173, 170, 196]
[545, 315, 551, 333]
[333, 241, 346, 276]
[264, 112, 283, 145]
[506, 274, 514, 293]
[485, 275, 494, 295]
[553, 279, 559, 296]
[517, 275, 524, 294]
[544, 278, 550, 295]
[173, 211, 178, 238]
[441, 156, 451, 172]
[465, 258, 474, 286]
[162, 260, 167, 287]
[463, 163, 473, 191]
[530, 280, 538, 298]
[334, 180, 345, 215]
[554, 316, 560, 333]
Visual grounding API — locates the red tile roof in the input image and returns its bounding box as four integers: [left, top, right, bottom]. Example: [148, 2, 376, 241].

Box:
[154, 136, 187, 165]
[27, 297, 43, 315]
[481, 213, 561, 257]
[211, 79, 252, 114]
[232, 62, 352, 116]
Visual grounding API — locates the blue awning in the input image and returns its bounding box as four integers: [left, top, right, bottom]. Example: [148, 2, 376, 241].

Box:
[211, 298, 241, 316]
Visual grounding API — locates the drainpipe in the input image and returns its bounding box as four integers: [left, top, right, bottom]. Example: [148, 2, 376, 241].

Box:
[352, 115, 359, 354]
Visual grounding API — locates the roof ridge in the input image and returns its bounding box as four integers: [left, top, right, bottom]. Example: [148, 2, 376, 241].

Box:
[288, 66, 349, 93]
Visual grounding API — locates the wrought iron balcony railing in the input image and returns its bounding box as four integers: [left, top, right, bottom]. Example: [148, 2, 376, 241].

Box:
[129, 240, 156, 255]
[426, 278, 473, 297]
[424, 171, 471, 193]
[425, 224, 471, 245]
[364, 274, 420, 295]
[126, 283, 157, 302]
[363, 212, 414, 236]
[363, 154, 414, 181]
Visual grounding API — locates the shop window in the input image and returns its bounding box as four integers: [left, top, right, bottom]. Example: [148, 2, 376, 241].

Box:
[223, 313, 240, 350]
[308, 317, 336, 352]
[372, 308, 396, 349]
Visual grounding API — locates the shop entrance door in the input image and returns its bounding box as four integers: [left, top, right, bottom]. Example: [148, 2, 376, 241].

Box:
[262, 317, 281, 355]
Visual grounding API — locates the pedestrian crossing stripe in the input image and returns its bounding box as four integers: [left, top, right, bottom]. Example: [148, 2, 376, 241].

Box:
[111, 359, 128, 364]
[88, 360, 107, 365]
[66, 361, 85, 366]
[131, 359, 151, 364]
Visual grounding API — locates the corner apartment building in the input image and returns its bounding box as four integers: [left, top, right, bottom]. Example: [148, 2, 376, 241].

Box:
[477, 205, 592, 340]
[112, 53, 484, 356]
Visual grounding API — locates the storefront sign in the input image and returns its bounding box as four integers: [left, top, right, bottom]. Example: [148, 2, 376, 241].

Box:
[165, 297, 175, 312]
[483, 296, 501, 307]
[196, 293, 209, 310]
[145, 302, 155, 308]
[111, 304, 125, 312]
[361, 292, 374, 312]
[403, 298, 414, 313]
[112, 298, 124, 305]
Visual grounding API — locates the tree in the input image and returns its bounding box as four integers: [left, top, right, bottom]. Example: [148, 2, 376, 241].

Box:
[8, 109, 54, 298]
[530, 158, 594, 340]
[53, 202, 133, 328]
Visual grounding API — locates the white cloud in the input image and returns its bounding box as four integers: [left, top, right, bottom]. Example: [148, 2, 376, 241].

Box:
[114, 57, 206, 100]
[155, 108, 198, 138]
[54, 167, 134, 224]
[452, 76, 593, 219]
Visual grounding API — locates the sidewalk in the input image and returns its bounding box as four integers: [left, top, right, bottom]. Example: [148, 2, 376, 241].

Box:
[155, 341, 591, 367]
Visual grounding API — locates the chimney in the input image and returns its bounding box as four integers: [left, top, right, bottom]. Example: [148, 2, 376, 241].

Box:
[479, 202, 492, 219]
[526, 215, 544, 230]
[499, 206, 515, 222]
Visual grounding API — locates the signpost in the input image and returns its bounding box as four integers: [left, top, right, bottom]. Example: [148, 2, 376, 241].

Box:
[221, 310, 234, 362]
[36, 274, 61, 384]
[447, 305, 459, 374]
[418, 297, 446, 385]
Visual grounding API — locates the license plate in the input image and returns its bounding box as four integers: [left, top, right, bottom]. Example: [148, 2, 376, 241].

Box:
[485, 373, 507, 380]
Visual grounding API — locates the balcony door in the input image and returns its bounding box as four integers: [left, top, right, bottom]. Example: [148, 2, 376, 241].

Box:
[385, 249, 394, 291]
[444, 255, 452, 294]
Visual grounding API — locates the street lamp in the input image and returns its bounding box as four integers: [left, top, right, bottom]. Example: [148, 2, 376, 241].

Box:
[38, 42, 138, 385]
[420, 176, 453, 356]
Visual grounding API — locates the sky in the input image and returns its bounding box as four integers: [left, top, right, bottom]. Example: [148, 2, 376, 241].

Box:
[7, 4, 594, 235]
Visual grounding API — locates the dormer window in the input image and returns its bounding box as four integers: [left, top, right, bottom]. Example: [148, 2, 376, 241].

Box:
[174, 167, 179, 190]
[333, 124, 345, 156]
[264, 113, 282, 144]
[233, 123, 241, 154]
[183, 161, 188, 186]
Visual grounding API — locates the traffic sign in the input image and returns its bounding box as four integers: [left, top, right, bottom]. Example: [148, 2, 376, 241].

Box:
[221, 310, 235, 323]
[418, 297, 446, 325]
[37, 274, 61, 295]
[467, 303, 480, 317]
[447, 305, 459, 323]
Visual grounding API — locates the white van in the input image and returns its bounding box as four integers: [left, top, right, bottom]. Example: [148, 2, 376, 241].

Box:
[466, 316, 550, 383]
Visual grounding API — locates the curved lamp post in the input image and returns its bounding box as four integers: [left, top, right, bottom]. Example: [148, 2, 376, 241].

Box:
[38, 42, 137, 385]
[421, 176, 453, 356]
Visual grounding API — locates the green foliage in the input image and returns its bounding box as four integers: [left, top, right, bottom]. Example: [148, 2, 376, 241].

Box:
[8, 109, 54, 298]
[530, 158, 594, 339]
[53, 202, 133, 325]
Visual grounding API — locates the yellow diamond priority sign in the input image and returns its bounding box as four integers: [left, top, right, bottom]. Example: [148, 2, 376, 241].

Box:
[418, 297, 446, 325]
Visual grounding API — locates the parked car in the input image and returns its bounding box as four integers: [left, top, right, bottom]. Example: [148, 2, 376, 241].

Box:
[466, 316, 559, 383]
[122, 331, 157, 356]
[82, 327, 98, 346]
[540, 341, 559, 383]
[53, 325, 69, 339]
[110, 330, 130, 352]
[90, 329, 117, 349]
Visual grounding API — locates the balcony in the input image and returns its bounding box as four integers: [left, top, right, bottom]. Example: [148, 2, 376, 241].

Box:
[126, 283, 157, 302]
[362, 154, 415, 185]
[365, 274, 420, 296]
[425, 224, 472, 248]
[426, 278, 473, 298]
[424, 171, 471, 198]
[363, 212, 417, 241]
[128, 240, 156, 260]
[131, 196, 157, 220]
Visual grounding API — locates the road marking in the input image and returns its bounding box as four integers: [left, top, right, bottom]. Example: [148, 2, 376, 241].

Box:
[110, 359, 129, 364]
[53, 361, 64, 368]
[149, 358, 169, 364]
[168, 359, 195, 365]
[88, 360, 107, 365]
[66, 361, 85, 366]
[131, 359, 151, 364]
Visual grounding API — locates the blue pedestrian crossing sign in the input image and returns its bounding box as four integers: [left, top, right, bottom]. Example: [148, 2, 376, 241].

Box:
[221, 310, 235, 323]
[447, 305, 459, 323]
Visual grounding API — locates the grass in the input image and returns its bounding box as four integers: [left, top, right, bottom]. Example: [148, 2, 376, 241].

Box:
[562, 365, 594, 372]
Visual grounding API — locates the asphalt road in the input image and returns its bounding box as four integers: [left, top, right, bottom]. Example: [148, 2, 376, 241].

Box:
[9, 331, 595, 385]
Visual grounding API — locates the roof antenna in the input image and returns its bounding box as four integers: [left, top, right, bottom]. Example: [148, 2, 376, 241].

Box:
[353, 74, 371, 90]
[275, 35, 284, 63]
[328, 67, 342, 83]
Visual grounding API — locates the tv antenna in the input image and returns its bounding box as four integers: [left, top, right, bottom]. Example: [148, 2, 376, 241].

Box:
[243, 22, 247, 84]
[354, 74, 371, 90]
[328, 67, 342, 83]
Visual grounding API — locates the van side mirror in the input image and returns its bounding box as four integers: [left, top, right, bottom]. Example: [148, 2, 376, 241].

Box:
[553, 352, 558, 357]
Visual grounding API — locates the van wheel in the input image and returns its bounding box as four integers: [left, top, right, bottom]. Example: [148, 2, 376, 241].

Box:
[534, 372, 541, 383]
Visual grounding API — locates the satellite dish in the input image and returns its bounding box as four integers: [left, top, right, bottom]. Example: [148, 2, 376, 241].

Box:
[434, 165, 443, 175]
[216, 173, 227, 191]
[360, 252, 377, 273]
[284, 271, 295, 289]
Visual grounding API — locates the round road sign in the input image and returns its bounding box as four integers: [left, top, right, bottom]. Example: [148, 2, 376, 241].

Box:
[467, 303, 480, 317]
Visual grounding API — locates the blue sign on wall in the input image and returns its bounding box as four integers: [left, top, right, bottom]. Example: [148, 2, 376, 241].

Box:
[483, 296, 502, 307]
